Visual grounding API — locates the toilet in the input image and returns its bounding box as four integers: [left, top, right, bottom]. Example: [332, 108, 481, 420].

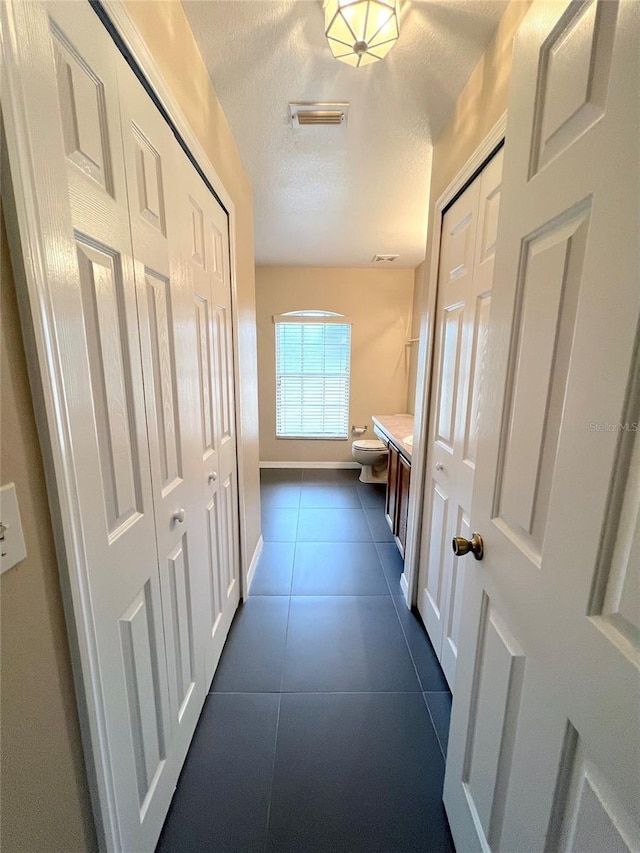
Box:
[352, 439, 388, 484]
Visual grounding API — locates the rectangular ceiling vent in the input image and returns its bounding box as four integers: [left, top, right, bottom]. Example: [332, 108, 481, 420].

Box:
[372, 254, 399, 263]
[289, 102, 349, 128]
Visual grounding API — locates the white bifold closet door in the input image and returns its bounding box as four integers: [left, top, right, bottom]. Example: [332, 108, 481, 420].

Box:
[2, 2, 239, 851]
[117, 52, 240, 710]
[174, 141, 241, 684]
[417, 149, 503, 689]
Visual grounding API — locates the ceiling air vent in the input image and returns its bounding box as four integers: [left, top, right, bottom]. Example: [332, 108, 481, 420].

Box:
[372, 254, 399, 263]
[289, 102, 349, 128]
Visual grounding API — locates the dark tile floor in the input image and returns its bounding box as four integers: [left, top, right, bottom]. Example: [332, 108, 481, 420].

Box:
[157, 468, 454, 853]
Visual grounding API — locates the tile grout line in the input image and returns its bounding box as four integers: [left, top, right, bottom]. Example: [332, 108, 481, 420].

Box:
[374, 542, 399, 601]
[263, 526, 296, 848]
[288, 538, 296, 597]
[293, 502, 300, 546]
[422, 692, 447, 761]
[279, 591, 293, 695]
[377, 543, 431, 695]
[208, 690, 427, 696]
[373, 546, 448, 747]
[262, 691, 283, 852]
[278, 534, 295, 694]
[212, 690, 433, 695]
[362, 502, 376, 542]
[262, 477, 301, 846]
[249, 592, 392, 598]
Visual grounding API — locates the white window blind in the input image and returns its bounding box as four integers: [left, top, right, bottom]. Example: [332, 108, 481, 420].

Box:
[275, 313, 351, 439]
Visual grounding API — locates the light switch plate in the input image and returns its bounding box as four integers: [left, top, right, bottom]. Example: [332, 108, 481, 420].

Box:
[1, 483, 27, 575]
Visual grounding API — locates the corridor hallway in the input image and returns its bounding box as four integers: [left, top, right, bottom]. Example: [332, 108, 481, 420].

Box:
[157, 469, 454, 852]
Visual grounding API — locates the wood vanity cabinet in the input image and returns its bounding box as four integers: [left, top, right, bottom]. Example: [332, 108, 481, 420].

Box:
[396, 454, 411, 557]
[385, 443, 399, 532]
[385, 442, 411, 559]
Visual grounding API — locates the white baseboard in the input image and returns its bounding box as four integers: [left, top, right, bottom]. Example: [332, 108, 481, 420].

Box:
[245, 535, 263, 597]
[400, 572, 410, 604]
[260, 461, 360, 469]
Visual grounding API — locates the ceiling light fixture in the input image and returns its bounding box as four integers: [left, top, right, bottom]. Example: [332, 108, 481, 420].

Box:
[325, 0, 400, 67]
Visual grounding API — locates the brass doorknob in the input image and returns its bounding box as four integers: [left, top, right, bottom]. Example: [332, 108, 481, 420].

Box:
[452, 533, 484, 560]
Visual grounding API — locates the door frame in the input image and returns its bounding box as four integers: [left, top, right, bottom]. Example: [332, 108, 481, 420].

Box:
[402, 112, 508, 609]
[1, 2, 252, 850]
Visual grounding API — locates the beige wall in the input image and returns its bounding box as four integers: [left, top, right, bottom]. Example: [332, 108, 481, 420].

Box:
[124, 0, 261, 562]
[256, 266, 414, 464]
[406, 260, 427, 414]
[0, 210, 97, 852]
[407, 0, 532, 411]
[1, 1, 260, 848]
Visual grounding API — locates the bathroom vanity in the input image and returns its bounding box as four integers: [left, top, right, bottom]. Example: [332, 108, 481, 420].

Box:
[372, 414, 414, 560]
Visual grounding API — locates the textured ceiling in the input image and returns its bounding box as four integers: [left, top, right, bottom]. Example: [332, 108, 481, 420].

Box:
[183, 0, 508, 268]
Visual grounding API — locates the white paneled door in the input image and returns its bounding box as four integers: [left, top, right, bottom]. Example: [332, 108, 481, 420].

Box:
[117, 59, 208, 769]
[180, 155, 240, 684]
[444, 2, 640, 851]
[117, 38, 240, 697]
[2, 1, 241, 850]
[417, 149, 503, 688]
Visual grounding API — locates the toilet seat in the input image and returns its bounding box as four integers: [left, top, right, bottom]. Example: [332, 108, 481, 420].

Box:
[352, 439, 387, 452]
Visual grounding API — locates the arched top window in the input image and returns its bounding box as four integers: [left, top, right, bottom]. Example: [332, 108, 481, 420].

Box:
[273, 310, 352, 439]
[274, 310, 351, 324]
[281, 310, 343, 318]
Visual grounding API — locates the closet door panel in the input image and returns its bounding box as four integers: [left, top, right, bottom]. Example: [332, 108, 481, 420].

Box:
[49, 2, 178, 839]
[116, 60, 208, 756]
[4, 3, 176, 849]
[417, 148, 504, 689]
[180, 160, 240, 683]
[5, 3, 242, 848]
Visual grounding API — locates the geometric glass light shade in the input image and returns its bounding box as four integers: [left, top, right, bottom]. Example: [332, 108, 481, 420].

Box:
[325, 0, 400, 67]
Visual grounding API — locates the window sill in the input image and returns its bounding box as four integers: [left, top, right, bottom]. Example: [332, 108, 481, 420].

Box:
[276, 435, 349, 441]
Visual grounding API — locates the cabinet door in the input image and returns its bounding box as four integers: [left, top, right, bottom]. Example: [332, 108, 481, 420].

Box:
[395, 455, 411, 557]
[385, 444, 399, 532]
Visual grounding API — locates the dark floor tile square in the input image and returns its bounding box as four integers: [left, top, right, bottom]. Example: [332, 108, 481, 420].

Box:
[291, 543, 389, 595]
[260, 468, 303, 483]
[376, 542, 405, 593]
[301, 467, 360, 483]
[261, 482, 301, 508]
[296, 508, 372, 542]
[299, 484, 361, 508]
[250, 542, 295, 595]
[157, 693, 279, 853]
[212, 597, 289, 692]
[267, 693, 453, 853]
[356, 482, 386, 508]
[425, 691, 453, 757]
[262, 507, 298, 541]
[364, 506, 395, 542]
[392, 596, 449, 692]
[282, 596, 421, 692]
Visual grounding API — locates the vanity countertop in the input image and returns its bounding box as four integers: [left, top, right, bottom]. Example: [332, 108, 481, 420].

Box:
[372, 414, 415, 461]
